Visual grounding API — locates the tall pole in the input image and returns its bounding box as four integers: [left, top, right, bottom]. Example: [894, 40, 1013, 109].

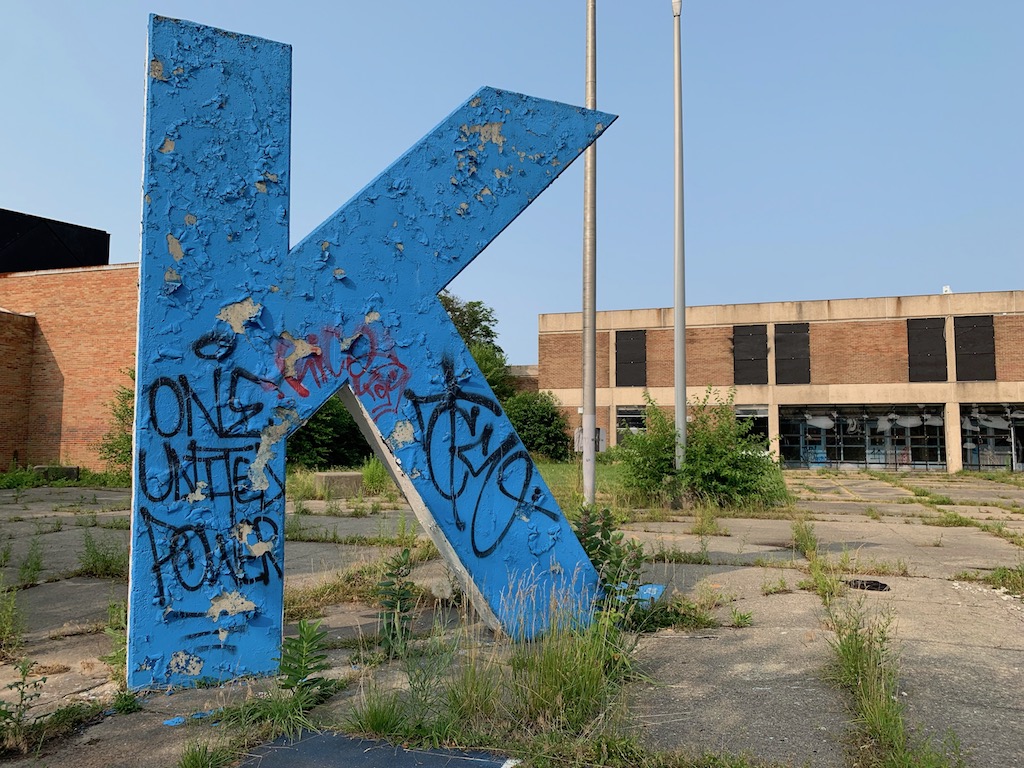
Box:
[672, 0, 687, 470]
[582, 0, 598, 505]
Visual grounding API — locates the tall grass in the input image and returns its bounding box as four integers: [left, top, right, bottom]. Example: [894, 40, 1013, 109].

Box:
[826, 600, 964, 767]
[0, 576, 23, 662]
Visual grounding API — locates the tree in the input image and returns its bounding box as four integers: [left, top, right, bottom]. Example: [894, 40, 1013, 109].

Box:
[286, 395, 372, 469]
[469, 341, 515, 402]
[503, 391, 571, 461]
[439, 290, 501, 352]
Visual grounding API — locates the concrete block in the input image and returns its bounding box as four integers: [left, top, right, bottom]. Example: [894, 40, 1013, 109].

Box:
[313, 471, 363, 499]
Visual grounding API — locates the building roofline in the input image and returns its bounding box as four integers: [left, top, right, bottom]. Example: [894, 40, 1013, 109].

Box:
[0, 261, 139, 280]
[539, 289, 1024, 332]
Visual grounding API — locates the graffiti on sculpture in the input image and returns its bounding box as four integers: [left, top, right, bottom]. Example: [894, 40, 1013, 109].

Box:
[128, 15, 615, 690]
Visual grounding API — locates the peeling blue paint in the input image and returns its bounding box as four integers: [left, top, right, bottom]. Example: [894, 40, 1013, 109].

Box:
[128, 15, 615, 690]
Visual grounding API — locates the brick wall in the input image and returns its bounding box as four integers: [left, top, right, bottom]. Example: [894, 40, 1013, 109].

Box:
[810, 320, 908, 385]
[995, 315, 1024, 381]
[647, 329, 673, 387]
[0, 310, 35, 468]
[539, 330, 609, 389]
[0, 265, 139, 469]
[689, 326, 734, 387]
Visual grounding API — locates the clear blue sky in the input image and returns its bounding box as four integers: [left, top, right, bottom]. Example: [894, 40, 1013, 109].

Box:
[3, 2, 1021, 364]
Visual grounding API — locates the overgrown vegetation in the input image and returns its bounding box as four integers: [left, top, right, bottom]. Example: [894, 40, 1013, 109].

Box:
[96, 368, 135, 484]
[377, 548, 417, 658]
[617, 393, 680, 504]
[0, 659, 46, 754]
[361, 456, 393, 496]
[286, 395, 372, 470]
[0, 577, 23, 662]
[616, 389, 788, 509]
[504, 390, 572, 461]
[179, 619, 344, 766]
[100, 599, 128, 689]
[680, 388, 788, 507]
[17, 538, 43, 586]
[826, 600, 965, 767]
[75, 531, 130, 579]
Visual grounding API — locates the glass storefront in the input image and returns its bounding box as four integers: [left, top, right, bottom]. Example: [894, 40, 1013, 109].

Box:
[960, 405, 1024, 472]
[779, 405, 946, 471]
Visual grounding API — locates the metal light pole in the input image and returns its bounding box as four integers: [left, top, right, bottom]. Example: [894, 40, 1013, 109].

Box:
[672, 0, 687, 470]
[582, 0, 598, 505]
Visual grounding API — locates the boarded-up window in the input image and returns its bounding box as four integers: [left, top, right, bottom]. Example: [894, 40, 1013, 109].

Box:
[907, 318, 947, 382]
[775, 323, 810, 385]
[954, 315, 996, 381]
[616, 330, 646, 387]
[733, 325, 768, 385]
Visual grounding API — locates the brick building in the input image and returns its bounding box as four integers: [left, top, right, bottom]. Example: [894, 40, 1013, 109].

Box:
[539, 293, 1024, 473]
[3, 252, 1022, 476]
[0, 264, 138, 470]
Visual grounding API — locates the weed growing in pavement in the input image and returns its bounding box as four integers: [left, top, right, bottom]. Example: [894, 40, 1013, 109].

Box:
[362, 456, 393, 496]
[284, 560, 393, 622]
[377, 548, 417, 659]
[650, 544, 712, 566]
[0, 577, 24, 662]
[0, 658, 45, 754]
[826, 599, 965, 768]
[984, 563, 1024, 596]
[276, 619, 340, 705]
[761, 575, 791, 596]
[34, 518, 63, 535]
[100, 599, 128, 689]
[183, 619, 346, 766]
[791, 517, 818, 559]
[111, 690, 141, 714]
[177, 740, 236, 768]
[75, 531, 129, 579]
[730, 607, 753, 627]
[17, 538, 43, 586]
[923, 511, 974, 527]
[0, 540, 10, 568]
[798, 555, 845, 605]
[691, 506, 730, 537]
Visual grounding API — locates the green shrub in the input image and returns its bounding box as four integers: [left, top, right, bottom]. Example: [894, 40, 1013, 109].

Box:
[617, 389, 789, 508]
[503, 390, 571, 461]
[681, 388, 788, 507]
[617, 392, 679, 503]
[96, 368, 135, 483]
[572, 507, 645, 617]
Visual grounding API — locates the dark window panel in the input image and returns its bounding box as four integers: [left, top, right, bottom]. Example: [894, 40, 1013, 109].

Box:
[616, 330, 646, 387]
[907, 317, 947, 382]
[733, 324, 768, 384]
[775, 323, 810, 384]
[954, 316, 996, 381]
